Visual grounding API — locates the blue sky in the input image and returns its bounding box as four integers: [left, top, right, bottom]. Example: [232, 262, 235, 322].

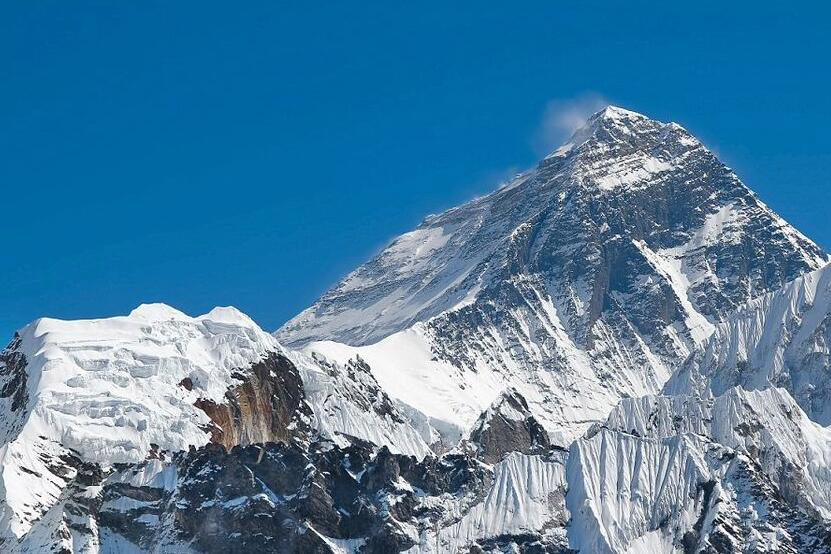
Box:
[2, 2, 830, 340]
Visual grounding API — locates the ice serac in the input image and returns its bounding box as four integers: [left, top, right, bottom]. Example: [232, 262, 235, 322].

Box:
[279, 105, 826, 443]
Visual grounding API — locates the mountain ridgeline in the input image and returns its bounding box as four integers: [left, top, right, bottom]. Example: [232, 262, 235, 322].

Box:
[3, 107, 831, 553]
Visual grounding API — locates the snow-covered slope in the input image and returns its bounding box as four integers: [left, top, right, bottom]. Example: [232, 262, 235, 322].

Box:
[287, 349, 433, 459]
[604, 387, 831, 519]
[281, 106, 826, 443]
[579, 386, 831, 552]
[666, 261, 831, 426]
[405, 451, 569, 553]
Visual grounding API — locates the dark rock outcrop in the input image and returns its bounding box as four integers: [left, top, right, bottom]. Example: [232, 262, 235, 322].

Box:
[194, 352, 312, 450]
[467, 389, 551, 463]
[84, 439, 494, 553]
[0, 334, 28, 416]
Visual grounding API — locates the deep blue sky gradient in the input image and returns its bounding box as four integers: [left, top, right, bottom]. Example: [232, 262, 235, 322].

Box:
[3, 2, 831, 340]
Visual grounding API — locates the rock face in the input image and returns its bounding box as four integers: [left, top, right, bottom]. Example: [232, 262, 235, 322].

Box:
[194, 351, 312, 450]
[280, 106, 826, 444]
[466, 389, 552, 463]
[5, 106, 831, 553]
[0, 334, 28, 440]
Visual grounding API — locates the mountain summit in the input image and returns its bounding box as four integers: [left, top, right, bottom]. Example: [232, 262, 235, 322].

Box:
[278, 106, 825, 443]
[279, 106, 823, 346]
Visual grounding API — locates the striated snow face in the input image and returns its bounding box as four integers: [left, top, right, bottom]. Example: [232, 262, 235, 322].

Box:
[666, 262, 831, 426]
[605, 387, 831, 519]
[567, 430, 710, 554]
[581, 386, 831, 552]
[405, 452, 569, 553]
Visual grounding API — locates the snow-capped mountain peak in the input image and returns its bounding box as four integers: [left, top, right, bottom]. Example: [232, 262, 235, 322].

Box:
[0, 303, 315, 545]
[5, 107, 831, 553]
[278, 106, 825, 446]
[128, 302, 192, 321]
[568, 104, 654, 140]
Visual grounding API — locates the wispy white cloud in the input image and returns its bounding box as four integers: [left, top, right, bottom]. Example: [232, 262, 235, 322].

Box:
[532, 92, 610, 156]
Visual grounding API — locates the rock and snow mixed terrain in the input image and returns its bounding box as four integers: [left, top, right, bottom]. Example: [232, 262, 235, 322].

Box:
[3, 106, 831, 553]
[280, 105, 826, 445]
[666, 262, 831, 426]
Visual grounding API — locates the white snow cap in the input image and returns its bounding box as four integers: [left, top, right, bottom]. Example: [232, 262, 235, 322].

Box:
[128, 302, 191, 321]
[571, 105, 663, 141]
[593, 105, 649, 122]
[128, 302, 255, 326]
[574, 105, 653, 135]
[3, 303, 280, 464]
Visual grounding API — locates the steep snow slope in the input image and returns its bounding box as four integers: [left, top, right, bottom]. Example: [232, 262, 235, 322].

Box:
[405, 451, 569, 553]
[567, 429, 709, 554]
[581, 386, 831, 553]
[282, 106, 826, 443]
[568, 424, 831, 553]
[604, 387, 831, 519]
[666, 261, 831, 426]
[287, 348, 432, 459]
